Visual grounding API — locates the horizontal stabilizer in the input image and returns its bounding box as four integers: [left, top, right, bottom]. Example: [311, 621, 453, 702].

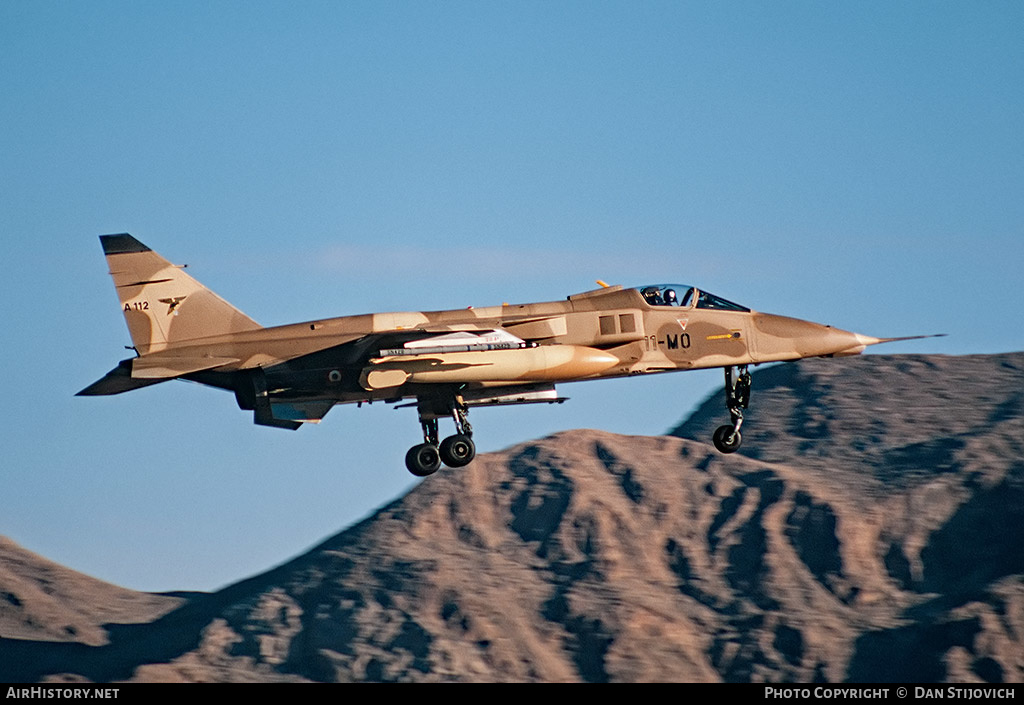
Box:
[76, 359, 168, 396]
[131, 355, 240, 379]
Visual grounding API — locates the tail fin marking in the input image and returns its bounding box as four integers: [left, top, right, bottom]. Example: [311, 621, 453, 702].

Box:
[99, 234, 261, 354]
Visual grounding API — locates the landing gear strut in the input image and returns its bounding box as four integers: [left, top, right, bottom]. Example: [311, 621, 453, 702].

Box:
[713, 365, 751, 454]
[405, 397, 477, 476]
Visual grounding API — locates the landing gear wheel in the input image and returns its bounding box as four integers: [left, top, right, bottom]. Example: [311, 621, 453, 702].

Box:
[713, 425, 742, 454]
[406, 443, 442, 477]
[440, 434, 476, 468]
[713, 365, 750, 454]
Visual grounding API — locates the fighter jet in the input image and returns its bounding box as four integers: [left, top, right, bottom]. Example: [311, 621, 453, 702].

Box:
[79, 234, 938, 476]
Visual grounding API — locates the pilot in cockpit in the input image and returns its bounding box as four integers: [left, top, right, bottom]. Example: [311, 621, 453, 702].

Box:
[663, 288, 678, 306]
[642, 287, 663, 306]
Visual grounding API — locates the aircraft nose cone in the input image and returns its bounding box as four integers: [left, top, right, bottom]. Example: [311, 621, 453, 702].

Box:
[751, 313, 871, 360]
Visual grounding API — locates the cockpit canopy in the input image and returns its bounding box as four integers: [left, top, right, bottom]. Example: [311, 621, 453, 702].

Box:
[637, 284, 749, 312]
[640, 284, 693, 307]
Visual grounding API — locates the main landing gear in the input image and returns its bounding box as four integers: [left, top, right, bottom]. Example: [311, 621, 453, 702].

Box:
[713, 365, 751, 454]
[405, 399, 476, 476]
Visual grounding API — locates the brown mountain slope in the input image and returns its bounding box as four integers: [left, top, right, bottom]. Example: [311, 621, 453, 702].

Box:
[1, 352, 1022, 683]
[672, 353, 1024, 492]
[0, 537, 183, 647]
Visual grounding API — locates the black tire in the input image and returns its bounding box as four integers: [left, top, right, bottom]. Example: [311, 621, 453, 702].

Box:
[405, 443, 442, 476]
[713, 425, 742, 454]
[440, 434, 476, 467]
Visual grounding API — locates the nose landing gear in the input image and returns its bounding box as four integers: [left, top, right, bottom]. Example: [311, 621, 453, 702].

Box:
[713, 365, 750, 454]
[405, 397, 477, 476]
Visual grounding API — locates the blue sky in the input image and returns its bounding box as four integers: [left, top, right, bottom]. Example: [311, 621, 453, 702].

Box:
[2, 2, 1021, 592]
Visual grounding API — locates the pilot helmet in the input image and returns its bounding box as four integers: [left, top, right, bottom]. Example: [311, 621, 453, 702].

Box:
[664, 288, 677, 304]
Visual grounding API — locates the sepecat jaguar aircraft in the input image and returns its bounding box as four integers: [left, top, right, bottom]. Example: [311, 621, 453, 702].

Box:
[79, 234, 939, 476]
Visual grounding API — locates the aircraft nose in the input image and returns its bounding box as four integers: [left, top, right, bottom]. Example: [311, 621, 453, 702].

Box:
[751, 313, 877, 360]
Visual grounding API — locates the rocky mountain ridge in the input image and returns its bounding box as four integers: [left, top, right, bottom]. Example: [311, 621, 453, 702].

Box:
[1, 352, 1021, 682]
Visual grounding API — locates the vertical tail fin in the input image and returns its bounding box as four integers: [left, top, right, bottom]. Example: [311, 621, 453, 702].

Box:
[100, 234, 261, 354]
